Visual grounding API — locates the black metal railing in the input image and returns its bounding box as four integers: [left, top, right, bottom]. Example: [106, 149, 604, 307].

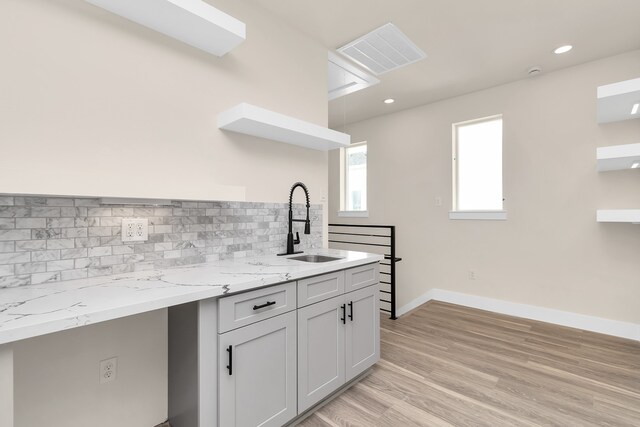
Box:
[328, 224, 402, 319]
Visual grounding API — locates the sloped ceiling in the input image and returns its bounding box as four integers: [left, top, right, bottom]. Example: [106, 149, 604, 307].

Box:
[247, 0, 640, 127]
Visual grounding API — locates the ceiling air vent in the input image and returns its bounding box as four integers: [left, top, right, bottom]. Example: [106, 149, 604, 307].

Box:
[337, 23, 426, 76]
[328, 52, 380, 100]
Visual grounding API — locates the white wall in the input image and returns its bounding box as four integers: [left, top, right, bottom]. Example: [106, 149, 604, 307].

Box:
[0, 346, 12, 427]
[0, 0, 328, 205]
[13, 310, 167, 427]
[330, 50, 640, 325]
[1, 0, 331, 425]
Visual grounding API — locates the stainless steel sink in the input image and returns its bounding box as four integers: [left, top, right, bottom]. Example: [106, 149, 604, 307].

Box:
[289, 255, 343, 263]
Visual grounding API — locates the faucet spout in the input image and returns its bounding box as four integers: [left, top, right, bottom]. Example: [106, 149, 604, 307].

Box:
[279, 182, 311, 256]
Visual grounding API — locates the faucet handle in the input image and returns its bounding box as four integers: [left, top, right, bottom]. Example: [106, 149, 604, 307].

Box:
[294, 232, 300, 244]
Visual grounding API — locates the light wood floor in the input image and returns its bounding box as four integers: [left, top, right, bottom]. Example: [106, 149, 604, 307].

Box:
[298, 301, 640, 427]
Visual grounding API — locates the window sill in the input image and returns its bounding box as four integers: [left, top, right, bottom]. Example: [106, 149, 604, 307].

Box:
[337, 211, 369, 218]
[449, 210, 507, 220]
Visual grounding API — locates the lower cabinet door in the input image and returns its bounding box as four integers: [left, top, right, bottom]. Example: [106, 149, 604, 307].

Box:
[297, 295, 346, 413]
[219, 311, 297, 427]
[345, 284, 380, 381]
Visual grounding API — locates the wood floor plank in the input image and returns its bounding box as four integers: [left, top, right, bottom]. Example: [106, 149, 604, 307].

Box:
[363, 362, 527, 427]
[295, 414, 333, 427]
[309, 394, 381, 427]
[426, 368, 597, 427]
[298, 301, 640, 427]
[594, 393, 640, 419]
[376, 400, 455, 427]
[338, 382, 394, 419]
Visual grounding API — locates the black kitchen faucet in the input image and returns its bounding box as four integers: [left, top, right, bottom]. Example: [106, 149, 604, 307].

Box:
[278, 182, 310, 256]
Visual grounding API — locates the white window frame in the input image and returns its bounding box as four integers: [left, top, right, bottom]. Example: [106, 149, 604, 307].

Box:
[450, 115, 506, 221]
[338, 141, 369, 217]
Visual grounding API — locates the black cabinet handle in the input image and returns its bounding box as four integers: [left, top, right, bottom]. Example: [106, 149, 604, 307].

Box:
[348, 301, 353, 321]
[226, 345, 233, 375]
[253, 301, 276, 310]
[341, 304, 346, 324]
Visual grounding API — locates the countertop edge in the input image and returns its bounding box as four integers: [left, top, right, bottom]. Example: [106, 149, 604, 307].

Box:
[0, 250, 383, 345]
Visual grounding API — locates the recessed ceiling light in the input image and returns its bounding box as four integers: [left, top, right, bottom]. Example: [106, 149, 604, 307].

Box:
[554, 45, 573, 54]
[632, 103, 639, 115]
[632, 162, 640, 169]
[384, 98, 395, 104]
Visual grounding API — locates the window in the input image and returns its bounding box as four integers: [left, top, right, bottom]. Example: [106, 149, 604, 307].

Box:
[451, 115, 505, 220]
[339, 142, 367, 216]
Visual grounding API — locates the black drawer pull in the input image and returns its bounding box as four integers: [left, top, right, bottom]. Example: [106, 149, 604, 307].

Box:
[253, 300, 276, 310]
[348, 301, 353, 321]
[341, 304, 346, 324]
[226, 345, 233, 375]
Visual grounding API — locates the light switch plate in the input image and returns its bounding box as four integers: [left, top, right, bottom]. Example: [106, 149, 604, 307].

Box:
[121, 218, 148, 242]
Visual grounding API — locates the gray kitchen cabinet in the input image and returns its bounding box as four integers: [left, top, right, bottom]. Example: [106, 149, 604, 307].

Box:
[345, 284, 380, 381]
[297, 272, 379, 415]
[169, 262, 380, 427]
[218, 311, 297, 427]
[297, 294, 346, 413]
[345, 263, 378, 292]
[297, 270, 345, 308]
[218, 281, 296, 333]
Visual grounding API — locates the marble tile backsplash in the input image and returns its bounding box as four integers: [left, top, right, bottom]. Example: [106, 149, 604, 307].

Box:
[0, 195, 323, 288]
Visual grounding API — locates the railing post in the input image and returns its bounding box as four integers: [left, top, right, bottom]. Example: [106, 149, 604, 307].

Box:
[390, 226, 397, 319]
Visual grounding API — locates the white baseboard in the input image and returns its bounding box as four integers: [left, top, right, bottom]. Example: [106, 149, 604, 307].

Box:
[396, 289, 640, 342]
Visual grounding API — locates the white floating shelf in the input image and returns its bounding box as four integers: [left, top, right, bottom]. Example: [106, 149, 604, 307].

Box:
[86, 0, 245, 57]
[597, 143, 640, 171]
[597, 77, 640, 123]
[597, 210, 640, 224]
[218, 103, 350, 151]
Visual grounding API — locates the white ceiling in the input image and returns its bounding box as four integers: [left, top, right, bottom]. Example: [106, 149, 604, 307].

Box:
[248, 0, 640, 128]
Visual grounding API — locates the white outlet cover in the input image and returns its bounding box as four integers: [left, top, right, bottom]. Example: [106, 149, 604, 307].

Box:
[99, 357, 117, 384]
[121, 218, 148, 242]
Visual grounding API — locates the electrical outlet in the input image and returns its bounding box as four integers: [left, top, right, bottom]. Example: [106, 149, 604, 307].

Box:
[99, 357, 117, 384]
[468, 270, 476, 280]
[435, 197, 443, 206]
[121, 218, 148, 242]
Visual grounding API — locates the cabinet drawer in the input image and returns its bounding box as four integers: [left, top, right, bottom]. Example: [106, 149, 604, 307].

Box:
[345, 263, 379, 292]
[219, 282, 296, 333]
[297, 271, 345, 307]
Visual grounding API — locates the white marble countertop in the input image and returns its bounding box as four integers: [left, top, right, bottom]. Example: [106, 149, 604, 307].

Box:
[0, 249, 382, 345]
